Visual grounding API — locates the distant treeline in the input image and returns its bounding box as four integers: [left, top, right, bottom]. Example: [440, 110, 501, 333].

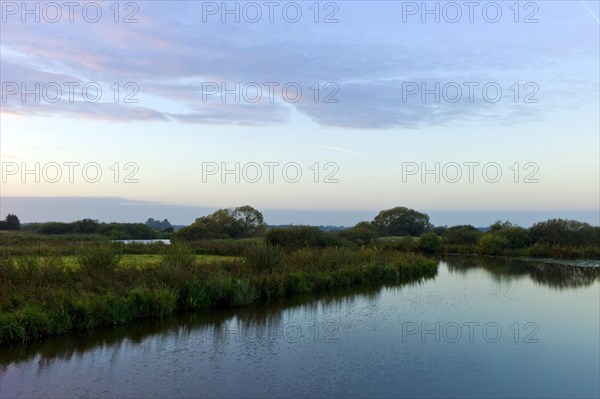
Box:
[22, 219, 160, 240]
[173, 206, 600, 259]
[3, 205, 599, 258]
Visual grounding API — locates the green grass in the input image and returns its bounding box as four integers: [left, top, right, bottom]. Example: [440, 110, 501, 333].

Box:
[0, 243, 437, 345]
[53, 254, 239, 269]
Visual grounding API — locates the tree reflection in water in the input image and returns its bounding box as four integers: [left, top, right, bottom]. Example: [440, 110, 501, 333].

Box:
[444, 256, 600, 290]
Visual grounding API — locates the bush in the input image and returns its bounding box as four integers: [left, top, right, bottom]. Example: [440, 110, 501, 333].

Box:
[443, 225, 483, 245]
[418, 232, 441, 253]
[376, 236, 417, 252]
[76, 244, 122, 272]
[244, 244, 285, 274]
[189, 238, 260, 256]
[266, 226, 335, 249]
[477, 233, 510, 256]
[338, 227, 378, 246]
[231, 279, 258, 307]
[529, 219, 599, 247]
[162, 242, 195, 268]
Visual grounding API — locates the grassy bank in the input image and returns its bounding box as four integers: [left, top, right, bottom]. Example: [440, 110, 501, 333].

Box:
[0, 244, 437, 345]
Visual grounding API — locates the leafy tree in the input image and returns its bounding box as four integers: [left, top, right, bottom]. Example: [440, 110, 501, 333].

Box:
[0, 214, 21, 230]
[529, 219, 598, 247]
[354, 221, 379, 233]
[231, 205, 266, 238]
[146, 218, 172, 230]
[71, 219, 99, 234]
[173, 224, 210, 241]
[489, 220, 514, 232]
[431, 226, 448, 236]
[201, 209, 237, 238]
[487, 221, 530, 249]
[174, 205, 266, 241]
[371, 207, 430, 236]
[5, 214, 20, 230]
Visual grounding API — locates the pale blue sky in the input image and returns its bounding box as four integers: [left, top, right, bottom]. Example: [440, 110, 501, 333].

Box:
[1, 1, 599, 226]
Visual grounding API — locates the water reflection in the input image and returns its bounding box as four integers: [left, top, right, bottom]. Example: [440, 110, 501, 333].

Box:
[1, 258, 598, 399]
[0, 282, 423, 371]
[444, 256, 600, 289]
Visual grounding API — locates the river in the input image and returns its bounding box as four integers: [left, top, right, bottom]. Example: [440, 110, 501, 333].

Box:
[1, 257, 598, 398]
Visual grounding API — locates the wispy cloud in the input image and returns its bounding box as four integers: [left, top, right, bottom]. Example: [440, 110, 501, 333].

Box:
[321, 146, 362, 155]
[1, 2, 597, 128]
[580, 0, 600, 24]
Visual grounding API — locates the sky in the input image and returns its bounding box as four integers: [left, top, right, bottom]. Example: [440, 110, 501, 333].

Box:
[0, 0, 599, 226]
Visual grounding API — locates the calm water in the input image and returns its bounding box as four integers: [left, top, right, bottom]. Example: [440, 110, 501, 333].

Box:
[1, 258, 599, 398]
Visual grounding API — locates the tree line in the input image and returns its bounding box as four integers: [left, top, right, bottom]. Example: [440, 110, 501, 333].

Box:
[173, 205, 599, 255]
[2, 205, 599, 255]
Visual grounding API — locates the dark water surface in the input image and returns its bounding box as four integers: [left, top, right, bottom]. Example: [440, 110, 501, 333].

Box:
[1, 258, 599, 398]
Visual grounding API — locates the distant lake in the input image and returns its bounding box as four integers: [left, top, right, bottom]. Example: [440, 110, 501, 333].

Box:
[111, 239, 171, 245]
[1, 257, 598, 398]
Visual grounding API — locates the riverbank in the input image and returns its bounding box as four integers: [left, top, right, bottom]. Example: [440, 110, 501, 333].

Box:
[0, 245, 437, 345]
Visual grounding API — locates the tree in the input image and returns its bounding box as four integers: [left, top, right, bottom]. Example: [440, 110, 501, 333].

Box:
[146, 218, 172, 230]
[489, 220, 513, 233]
[443, 225, 483, 245]
[431, 226, 448, 236]
[71, 219, 99, 234]
[0, 214, 21, 230]
[528, 219, 598, 247]
[231, 205, 266, 238]
[201, 209, 237, 238]
[173, 224, 210, 241]
[488, 220, 530, 249]
[174, 205, 266, 241]
[371, 206, 430, 236]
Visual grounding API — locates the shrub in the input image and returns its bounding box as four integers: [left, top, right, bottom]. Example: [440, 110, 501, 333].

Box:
[338, 227, 378, 246]
[244, 244, 285, 274]
[443, 225, 483, 245]
[529, 219, 599, 247]
[231, 279, 258, 307]
[266, 226, 328, 249]
[162, 242, 195, 268]
[477, 233, 510, 256]
[76, 244, 122, 272]
[418, 232, 441, 253]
